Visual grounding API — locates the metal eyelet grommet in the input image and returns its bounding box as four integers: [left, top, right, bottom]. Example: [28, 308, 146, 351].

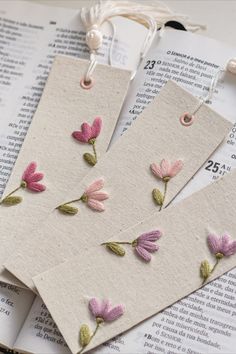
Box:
[80, 77, 94, 90]
[180, 112, 194, 126]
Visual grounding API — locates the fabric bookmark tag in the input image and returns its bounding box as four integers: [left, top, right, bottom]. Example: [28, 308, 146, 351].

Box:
[0, 56, 131, 285]
[5, 80, 232, 290]
[33, 169, 236, 354]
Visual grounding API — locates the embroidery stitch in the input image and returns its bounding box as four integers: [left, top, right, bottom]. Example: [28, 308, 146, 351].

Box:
[150, 159, 183, 211]
[0, 162, 46, 206]
[72, 117, 102, 166]
[57, 178, 109, 215]
[102, 230, 162, 262]
[78, 298, 124, 354]
[200, 233, 236, 285]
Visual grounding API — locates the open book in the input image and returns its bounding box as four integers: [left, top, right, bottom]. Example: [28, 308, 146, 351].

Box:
[0, 1, 236, 353]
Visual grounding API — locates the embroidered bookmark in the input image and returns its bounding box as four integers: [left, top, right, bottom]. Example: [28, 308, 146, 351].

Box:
[33, 169, 236, 354]
[5, 81, 232, 290]
[0, 56, 131, 286]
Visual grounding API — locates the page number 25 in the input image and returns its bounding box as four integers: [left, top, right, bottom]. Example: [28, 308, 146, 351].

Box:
[205, 160, 220, 173]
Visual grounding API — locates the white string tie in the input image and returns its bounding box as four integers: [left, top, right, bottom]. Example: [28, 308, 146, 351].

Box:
[80, 0, 206, 82]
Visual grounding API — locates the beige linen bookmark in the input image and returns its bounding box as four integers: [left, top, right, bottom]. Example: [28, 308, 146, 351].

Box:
[5, 81, 232, 290]
[0, 56, 131, 285]
[34, 169, 236, 354]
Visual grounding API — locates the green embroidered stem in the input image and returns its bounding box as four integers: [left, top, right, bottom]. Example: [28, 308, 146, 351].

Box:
[0, 185, 22, 204]
[56, 194, 87, 209]
[78, 322, 100, 354]
[91, 141, 97, 163]
[101, 241, 132, 246]
[211, 258, 220, 273]
[159, 181, 168, 211]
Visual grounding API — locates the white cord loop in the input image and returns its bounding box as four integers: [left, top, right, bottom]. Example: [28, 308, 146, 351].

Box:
[80, 0, 206, 83]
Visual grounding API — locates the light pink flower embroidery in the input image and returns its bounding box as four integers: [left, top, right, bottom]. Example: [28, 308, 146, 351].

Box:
[0, 161, 46, 206]
[102, 230, 162, 262]
[78, 298, 124, 353]
[200, 233, 236, 285]
[83, 179, 109, 212]
[72, 117, 102, 166]
[57, 178, 109, 215]
[151, 159, 183, 211]
[151, 159, 183, 181]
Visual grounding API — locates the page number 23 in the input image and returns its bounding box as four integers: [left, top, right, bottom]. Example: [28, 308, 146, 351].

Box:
[144, 60, 156, 70]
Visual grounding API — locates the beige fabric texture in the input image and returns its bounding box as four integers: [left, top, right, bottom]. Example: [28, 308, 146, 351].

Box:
[0, 56, 131, 286]
[5, 81, 232, 290]
[33, 169, 236, 354]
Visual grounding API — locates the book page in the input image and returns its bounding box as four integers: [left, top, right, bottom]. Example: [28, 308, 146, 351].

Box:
[0, 0, 146, 350]
[0, 283, 34, 349]
[14, 297, 70, 354]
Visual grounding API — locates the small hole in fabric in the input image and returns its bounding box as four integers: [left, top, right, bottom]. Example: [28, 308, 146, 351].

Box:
[180, 113, 194, 126]
[80, 78, 94, 90]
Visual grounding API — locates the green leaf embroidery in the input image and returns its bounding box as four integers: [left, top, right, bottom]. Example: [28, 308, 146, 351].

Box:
[106, 242, 126, 257]
[1, 196, 22, 205]
[152, 189, 164, 206]
[83, 153, 97, 166]
[79, 324, 91, 347]
[200, 260, 211, 283]
[57, 204, 78, 215]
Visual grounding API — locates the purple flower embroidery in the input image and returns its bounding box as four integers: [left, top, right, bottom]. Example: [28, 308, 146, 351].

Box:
[78, 298, 124, 353]
[134, 231, 161, 262]
[0, 162, 46, 206]
[200, 233, 236, 285]
[89, 298, 124, 323]
[102, 230, 162, 262]
[207, 234, 236, 257]
[72, 117, 102, 166]
[151, 159, 183, 211]
[56, 178, 109, 215]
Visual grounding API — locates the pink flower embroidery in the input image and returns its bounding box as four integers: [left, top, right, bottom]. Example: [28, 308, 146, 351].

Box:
[89, 298, 125, 322]
[78, 298, 124, 353]
[72, 117, 102, 143]
[200, 233, 236, 285]
[56, 178, 109, 215]
[72, 117, 102, 166]
[151, 159, 183, 211]
[83, 179, 109, 212]
[0, 161, 46, 206]
[151, 159, 183, 181]
[102, 230, 162, 262]
[21, 162, 46, 192]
